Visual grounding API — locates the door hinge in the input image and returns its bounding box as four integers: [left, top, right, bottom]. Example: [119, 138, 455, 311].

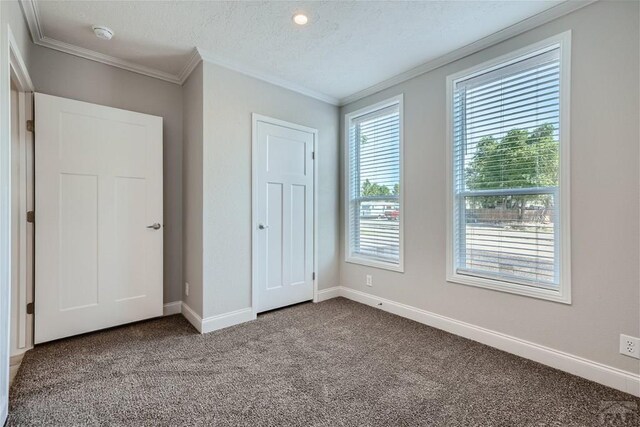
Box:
[312, 272, 316, 280]
[26, 211, 35, 223]
[26, 302, 34, 315]
[26, 120, 34, 132]
[312, 151, 315, 160]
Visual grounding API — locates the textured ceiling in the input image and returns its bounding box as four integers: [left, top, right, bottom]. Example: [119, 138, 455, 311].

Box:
[34, 0, 565, 100]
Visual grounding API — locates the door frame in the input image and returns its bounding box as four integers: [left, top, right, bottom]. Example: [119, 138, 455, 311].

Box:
[9, 30, 34, 355]
[1, 25, 34, 422]
[251, 114, 318, 317]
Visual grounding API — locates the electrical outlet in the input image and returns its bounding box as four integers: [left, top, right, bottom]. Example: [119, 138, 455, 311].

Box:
[366, 275, 373, 287]
[185, 282, 190, 297]
[620, 334, 640, 359]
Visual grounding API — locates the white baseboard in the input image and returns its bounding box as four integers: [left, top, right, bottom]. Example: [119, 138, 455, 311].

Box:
[201, 308, 256, 334]
[163, 301, 182, 316]
[180, 302, 203, 333]
[9, 353, 25, 386]
[320, 286, 640, 397]
[180, 302, 256, 334]
[315, 286, 341, 302]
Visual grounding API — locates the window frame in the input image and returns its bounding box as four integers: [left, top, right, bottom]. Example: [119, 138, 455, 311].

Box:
[344, 94, 405, 272]
[445, 32, 572, 304]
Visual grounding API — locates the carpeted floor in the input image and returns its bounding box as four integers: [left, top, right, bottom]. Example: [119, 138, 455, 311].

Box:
[8, 298, 639, 426]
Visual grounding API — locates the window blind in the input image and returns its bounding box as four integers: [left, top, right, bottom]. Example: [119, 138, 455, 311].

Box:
[453, 46, 561, 288]
[348, 103, 401, 265]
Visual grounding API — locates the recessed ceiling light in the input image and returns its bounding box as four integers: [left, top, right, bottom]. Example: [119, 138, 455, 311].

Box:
[293, 13, 308, 26]
[92, 25, 114, 41]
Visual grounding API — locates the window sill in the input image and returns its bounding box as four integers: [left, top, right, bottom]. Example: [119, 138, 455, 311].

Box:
[346, 256, 404, 273]
[446, 272, 571, 304]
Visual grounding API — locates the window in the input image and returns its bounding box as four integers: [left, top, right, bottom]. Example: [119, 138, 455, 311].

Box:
[447, 33, 571, 303]
[345, 95, 403, 271]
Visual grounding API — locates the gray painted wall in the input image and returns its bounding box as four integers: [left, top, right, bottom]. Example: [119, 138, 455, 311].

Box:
[182, 63, 204, 314]
[340, 1, 639, 374]
[29, 45, 184, 304]
[2, 1, 32, 69]
[200, 62, 340, 318]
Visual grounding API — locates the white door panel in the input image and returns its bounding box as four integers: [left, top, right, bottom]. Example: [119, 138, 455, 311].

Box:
[58, 173, 98, 310]
[35, 93, 163, 343]
[255, 118, 314, 313]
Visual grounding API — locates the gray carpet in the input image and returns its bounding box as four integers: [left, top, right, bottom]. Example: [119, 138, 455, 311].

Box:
[8, 298, 640, 426]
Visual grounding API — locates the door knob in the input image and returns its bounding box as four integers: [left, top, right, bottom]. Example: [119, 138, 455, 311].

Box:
[147, 223, 161, 230]
[258, 223, 269, 230]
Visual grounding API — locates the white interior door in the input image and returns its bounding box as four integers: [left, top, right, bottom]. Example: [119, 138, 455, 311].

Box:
[34, 93, 163, 344]
[254, 116, 315, 313]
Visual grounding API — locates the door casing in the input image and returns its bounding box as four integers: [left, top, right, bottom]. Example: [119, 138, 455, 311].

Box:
[251, 114, 318, 316]
[1, 26, 35, 423]
[9, 60, 34, 357]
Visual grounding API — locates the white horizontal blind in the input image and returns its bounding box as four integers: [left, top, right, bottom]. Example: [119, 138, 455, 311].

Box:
[348, 103, 401, 265]
[453, 46, 561, 288]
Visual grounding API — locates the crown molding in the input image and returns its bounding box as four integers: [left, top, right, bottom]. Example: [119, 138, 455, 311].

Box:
[197, 48, 340, 105]
[18, 0, 340, 104]
[39, 36, 184, 84]
[20, 0, 43, 42]
[177, 49, 203, 84]
[20, 0, 595, 106]
[20, 0, 183, 84]
[338, 0, 597, 106]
